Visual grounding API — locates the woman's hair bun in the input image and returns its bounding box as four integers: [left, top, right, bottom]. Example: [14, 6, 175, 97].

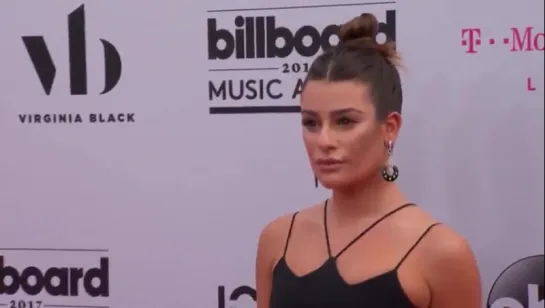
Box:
[338, 13, 378, 44]
[338, 13, 400, 65]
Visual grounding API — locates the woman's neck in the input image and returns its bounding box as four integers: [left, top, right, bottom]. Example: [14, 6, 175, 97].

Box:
[330, 175, 407, 221]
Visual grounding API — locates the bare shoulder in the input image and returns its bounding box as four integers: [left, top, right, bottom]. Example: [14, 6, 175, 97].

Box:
[255, 211, 303, 306]
[258, 212, 296, 248]
[259, 202, 322, 240]
[421, 224, 476, 265]
[257, 202, 323, 256]
[397, 207, 480, 285]
[397, 207, 468, 256]
[419, 224, 482, 307]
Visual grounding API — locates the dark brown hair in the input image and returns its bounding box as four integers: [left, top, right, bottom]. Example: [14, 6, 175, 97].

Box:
[304, 13, 402, 120]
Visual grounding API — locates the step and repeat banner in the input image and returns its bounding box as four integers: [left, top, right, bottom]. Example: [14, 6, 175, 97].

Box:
[0, 0, 543, 307]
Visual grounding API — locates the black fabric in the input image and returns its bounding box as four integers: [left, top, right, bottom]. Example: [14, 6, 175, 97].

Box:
[269, 200, 439, 308]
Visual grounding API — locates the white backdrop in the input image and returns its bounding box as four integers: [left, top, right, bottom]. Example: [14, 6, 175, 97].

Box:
[0, 0, 543, 307]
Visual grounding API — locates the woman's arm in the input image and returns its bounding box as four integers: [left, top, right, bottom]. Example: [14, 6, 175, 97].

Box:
[424, 227, 482, 308]
[255, 217, 289, 308]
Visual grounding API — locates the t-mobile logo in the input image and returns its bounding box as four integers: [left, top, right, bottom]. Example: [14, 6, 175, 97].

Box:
[461, 27, 544, 54]
[22, 4, 122, 95]
[461, 28, 482, 53]
[488, 255, 544, 308]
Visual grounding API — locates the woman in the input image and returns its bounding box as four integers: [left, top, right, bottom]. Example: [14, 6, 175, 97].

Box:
[255, 13, 481, 308]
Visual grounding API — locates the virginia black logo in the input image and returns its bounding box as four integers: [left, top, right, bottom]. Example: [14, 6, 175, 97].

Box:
[0, 256, 109, 297]
[22, 4, 122, 95]
[208, 10, 396, 60]
[487, 255, 544, 308]
[218, 285, 256, 308]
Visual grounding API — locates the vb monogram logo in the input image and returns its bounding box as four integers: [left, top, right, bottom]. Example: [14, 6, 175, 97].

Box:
[22, 4, 122, 95]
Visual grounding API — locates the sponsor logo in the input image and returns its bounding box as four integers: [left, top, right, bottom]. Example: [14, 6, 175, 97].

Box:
[487, 255, 544, 308]
[206, 3, 396, 114]
[0, 247, 111, 308]
[460, 26, 544, 92]
[19, 4, 134, 125]
[22, 5, 121, 96]
[218, 285, 256, 308]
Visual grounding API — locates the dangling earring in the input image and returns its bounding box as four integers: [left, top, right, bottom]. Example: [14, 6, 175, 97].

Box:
[314, 176, 319, 188]
[382, 140, 399, 182]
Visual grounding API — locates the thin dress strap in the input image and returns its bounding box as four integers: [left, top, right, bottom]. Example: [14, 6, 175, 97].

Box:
[395, 223, 441, 269]
[282, 212, 299, 256]
[323, 200, 333, 257]
[325, 202, 416, 259]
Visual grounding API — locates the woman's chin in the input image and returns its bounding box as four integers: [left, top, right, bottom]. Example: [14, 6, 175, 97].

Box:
[317, 174, 352, 189]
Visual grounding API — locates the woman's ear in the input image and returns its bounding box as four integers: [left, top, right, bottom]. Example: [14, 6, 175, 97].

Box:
[382, 112, 402, 141]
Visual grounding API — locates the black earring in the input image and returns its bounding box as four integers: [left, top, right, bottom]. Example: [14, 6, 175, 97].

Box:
[382, 140, 399, 182]
[314, 176, 319, 188]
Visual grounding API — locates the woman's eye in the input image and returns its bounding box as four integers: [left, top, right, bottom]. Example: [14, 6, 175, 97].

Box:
[302, 119, 317, 127]
[337, 117, 353, 125]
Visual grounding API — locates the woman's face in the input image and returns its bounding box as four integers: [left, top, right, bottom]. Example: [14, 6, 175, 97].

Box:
[300, 80, 400, 189]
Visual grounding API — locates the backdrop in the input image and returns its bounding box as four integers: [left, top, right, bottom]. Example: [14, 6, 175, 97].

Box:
[0, 0, 543, 307]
